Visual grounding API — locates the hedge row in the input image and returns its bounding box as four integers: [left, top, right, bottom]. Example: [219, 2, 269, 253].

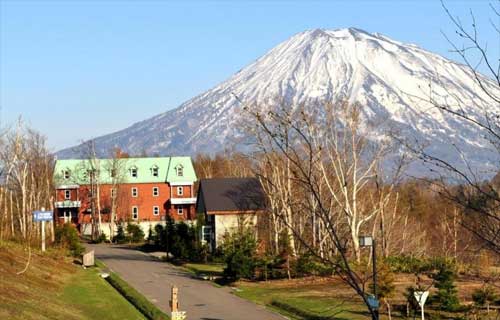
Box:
[270, 299, 334, 320]
[105, 272, 170, 320]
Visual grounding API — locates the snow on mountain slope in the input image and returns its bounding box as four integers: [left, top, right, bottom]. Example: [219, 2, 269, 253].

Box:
[57, 28, 500, 176]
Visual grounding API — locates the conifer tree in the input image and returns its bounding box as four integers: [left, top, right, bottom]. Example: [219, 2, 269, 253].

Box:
[430, 261, 460, 311]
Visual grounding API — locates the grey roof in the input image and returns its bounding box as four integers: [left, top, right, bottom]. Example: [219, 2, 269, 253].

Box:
[197, 177, 267, 212]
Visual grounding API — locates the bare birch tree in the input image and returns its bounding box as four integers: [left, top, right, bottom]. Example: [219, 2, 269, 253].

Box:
[0, 120, 54, 244]
[401, 1, 500, 253]
[244, 100, 399, 319]
[104, 148, 129, 241]
[80, 139, 102, 240]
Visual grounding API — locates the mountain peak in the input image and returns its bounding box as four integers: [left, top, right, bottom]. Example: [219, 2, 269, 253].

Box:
[58, 29, 499, 177]
[307, 28, 328, 39]
[300, 27, 373, 40]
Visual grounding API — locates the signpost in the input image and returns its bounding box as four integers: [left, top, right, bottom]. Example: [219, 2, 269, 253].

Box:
[414, 291, 429, 320]
[367, 295, 380, 310]
[33, 208, 53, 252]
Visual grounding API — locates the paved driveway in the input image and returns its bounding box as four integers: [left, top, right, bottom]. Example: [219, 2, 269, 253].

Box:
[87, 244, 284, 320]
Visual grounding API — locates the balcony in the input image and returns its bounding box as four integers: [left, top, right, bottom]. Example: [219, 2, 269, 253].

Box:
[55, 184, 79, 190]
[170, 197, 196, 205]
[55, 200, 81, 208]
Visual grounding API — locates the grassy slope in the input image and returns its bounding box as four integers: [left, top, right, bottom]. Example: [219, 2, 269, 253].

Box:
[0, 241, 145, 320]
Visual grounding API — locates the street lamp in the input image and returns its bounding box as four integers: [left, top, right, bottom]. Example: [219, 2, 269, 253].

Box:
[359, 235, 373, 247]
[359, 235, 378, 320]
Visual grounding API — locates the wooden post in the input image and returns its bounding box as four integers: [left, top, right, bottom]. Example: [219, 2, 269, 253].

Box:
[170, 286, 187, 320]
[41, 220, 46, 252]
[41, 207, 46, 252]
[170, 286, 179, 312]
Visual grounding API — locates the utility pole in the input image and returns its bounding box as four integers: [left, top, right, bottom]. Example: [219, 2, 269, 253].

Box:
[372, 239, 378, 320]
[359, 235, 379, 320]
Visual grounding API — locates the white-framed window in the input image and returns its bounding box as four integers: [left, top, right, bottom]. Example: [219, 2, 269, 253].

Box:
[152, 187, 159, 197]
[201, 225, 212, 243]
[177, 186, 183, 196]
[111, 188, 116, 198]
[132, 206, 139, 220]
[153, 206, 160, 216]
[63, 170, 70, 180]
[151, 166, 159, 177]
[131, 187, 138, 197]
[64, 190, 71, 200]
[176, 205, 183, 215]
[110, 169, 116, 178]
[130, 167, 138, 178]
[176, 165, 183, 177]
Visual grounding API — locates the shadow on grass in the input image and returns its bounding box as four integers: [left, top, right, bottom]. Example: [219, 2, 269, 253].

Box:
[271, 299, 355, 320]
[214, 277, 235, 286]
[347, 309, 374, 318]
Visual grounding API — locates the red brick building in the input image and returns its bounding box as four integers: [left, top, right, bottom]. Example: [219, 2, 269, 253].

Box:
[53, 157, 197, 235]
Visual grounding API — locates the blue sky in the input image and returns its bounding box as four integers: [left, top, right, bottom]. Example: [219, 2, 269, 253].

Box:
[1, 0, 498, 151]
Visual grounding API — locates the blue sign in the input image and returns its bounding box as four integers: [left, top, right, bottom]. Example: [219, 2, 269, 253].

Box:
[33, 211, 53, 222]
[367, 295, 379, 309]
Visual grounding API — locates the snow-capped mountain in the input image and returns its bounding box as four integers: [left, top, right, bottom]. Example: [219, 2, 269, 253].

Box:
[57, 28, 499, 175]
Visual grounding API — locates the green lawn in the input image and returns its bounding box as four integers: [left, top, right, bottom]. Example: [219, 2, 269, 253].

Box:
[176, 261, 370, 319]
[233, 277, 487, 320]
[183, 262, 225, 277]
[234, 280, 370, 320]
[0, 241, 145, 320]
[59, 268, 146, 320]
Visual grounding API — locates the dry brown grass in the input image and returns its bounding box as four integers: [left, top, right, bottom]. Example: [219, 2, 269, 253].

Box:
[238, 272, 498, 306]
[0, 240, 146, 320]
[0, 241, 74, 319]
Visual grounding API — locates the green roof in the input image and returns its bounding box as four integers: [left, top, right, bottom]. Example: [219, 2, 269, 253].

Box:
[54, 157, 197, 186]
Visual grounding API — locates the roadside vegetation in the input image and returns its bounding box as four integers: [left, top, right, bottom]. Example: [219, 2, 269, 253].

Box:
[182, 262, 224, 278]
[214, 227, 500, 319]
[139, 214, 499, 319]
[0, 240, 146, 320]
[142, 215, 209, 263]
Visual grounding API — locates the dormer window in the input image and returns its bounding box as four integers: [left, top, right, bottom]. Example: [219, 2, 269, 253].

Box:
[130, 166, 138, 178]
[176, 165, 183, 177]
[86, 169, 97, 181]
[151, 166, 159, 177]
[63, 169, 71, 180]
